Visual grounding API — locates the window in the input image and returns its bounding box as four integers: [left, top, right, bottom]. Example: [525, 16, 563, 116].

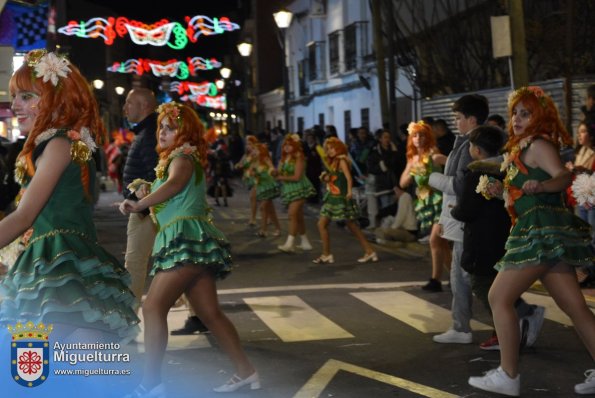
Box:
[318, 113, 325, 129]
[344, 22, 369, 72]
[308, 41, 326, 81]
[360, 108, 369, 130]
[297, 117, 304, 134]
[328, 31, 340, 75]
[344, 110, 351, 135]
[298, 59, 309, 97]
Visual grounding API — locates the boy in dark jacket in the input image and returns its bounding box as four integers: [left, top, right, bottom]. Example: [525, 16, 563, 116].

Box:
[451, 126, 544, 351]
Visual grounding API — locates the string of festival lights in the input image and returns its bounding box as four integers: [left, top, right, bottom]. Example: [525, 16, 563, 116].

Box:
[107, 57, 222, 79]
[58, 15, 240, 49]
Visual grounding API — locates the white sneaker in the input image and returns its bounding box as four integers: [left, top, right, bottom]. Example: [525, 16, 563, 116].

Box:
[296, 242, 313, 251]
[469, 367, 520, 397]
[575, 369, 595, 395]
[433, 329, 472, 344]
[524, 305, 545, 347]
[418, 235, 430, 244]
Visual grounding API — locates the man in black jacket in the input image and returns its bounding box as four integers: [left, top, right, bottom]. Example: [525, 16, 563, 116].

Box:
[122, 88, 159, 308]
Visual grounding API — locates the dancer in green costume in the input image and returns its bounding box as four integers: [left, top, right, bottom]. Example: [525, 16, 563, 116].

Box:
[313, 137, 378, 264]
[120, 102, 258, 396]
[469, 86, 595, 397]
[234, 135, 259, 226]
[400, 120, 449, 292]
[0, 50, 139, 343]
[276, 134, 316, 252]
[250, 143, 281, 237]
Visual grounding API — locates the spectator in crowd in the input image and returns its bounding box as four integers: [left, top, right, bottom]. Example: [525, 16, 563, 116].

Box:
[581, 84, 595, 122]
[487, 114, 507, 130]
[303, 131, 323, 203]
[429, 94, 489, 343]
[432, 119, 456, 156]
[374, 185, 418, 245]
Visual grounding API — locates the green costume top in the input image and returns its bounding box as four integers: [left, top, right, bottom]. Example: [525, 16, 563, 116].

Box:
[496, 139, 592, 270]
[0, 129, 139, 341]
[278, 159, 316, 205]
[150, 147, 232, 279]
[239, 155, 255, 188]
[320, 158, 359, 221]
[410, 153, 442, 235]
[252, 163, 280, 201]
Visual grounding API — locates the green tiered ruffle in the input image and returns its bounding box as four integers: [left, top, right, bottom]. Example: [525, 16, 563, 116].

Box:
[152, 217, 233, 279]
[0, 231, 140, 341]
[256, 181, 280, 201]
[280, 178, 316, 205]
[414, 190, 442, 235]
[496, 205, 593, 270]
[320, 192, 360, 221]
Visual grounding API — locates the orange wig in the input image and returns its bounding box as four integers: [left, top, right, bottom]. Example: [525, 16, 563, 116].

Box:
[280, 134, 304, 163]
[505, 86, 572, 152]
[10, 50, 106, 156]
[156, 102, 208, 167]
[406, 120, 438, 160]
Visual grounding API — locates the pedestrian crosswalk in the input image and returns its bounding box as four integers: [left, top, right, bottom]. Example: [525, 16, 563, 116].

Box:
[131, 284, 594, 353]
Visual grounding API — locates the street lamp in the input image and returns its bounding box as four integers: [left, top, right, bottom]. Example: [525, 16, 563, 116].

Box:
[273, 8, 293, 133]
[237, 40, 253, 132]
[92, 79, 104, 90]
[115, 86, 125, 95]
[237, 41, 253, 57]
[220, 67, 232, 79]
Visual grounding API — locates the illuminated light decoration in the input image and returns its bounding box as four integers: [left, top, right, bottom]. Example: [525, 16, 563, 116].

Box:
[180, 94, 227, 110]
[58, 15, 240, 49]
[106, 59, 143, 75]
[187, 57, 222, 75]
[107, 58, 220, 80]
[57, 17, 117, 45]
[115, 17, 187, 49]
[170, 81, 219, 96]
[149, 61, 189, 79]
[185, 15, 240, 43]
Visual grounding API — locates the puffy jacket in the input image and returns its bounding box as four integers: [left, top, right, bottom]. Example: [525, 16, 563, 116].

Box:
[122, 113, 158, 198]
[451, 159, 510, 275]
[428, 134, 472, 242]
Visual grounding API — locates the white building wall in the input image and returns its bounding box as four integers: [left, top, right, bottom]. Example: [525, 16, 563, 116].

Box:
[259, 0, 414, 139]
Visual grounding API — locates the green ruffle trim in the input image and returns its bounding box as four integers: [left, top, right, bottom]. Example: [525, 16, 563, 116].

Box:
[256, 182, 280, 201]
[0, 232, 140, 341]
[320, 193, 360, 221]
[152, 218, 233, 280]
[414, 192, 442, 235]
[496, 206, 593, 270]
[280, 179, 316, 205]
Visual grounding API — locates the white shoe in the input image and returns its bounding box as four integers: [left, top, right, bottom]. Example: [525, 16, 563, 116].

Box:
[213, 372, 261, 393]
[296, 242, 313, 251]
[277, 243, 295, 253]
[523, 305, 545, 347]
[575, 369, 595, 395]
[357, 252, 378, 263]
[122, 383, 165, 398]
[468, 367, 520, 397]
[432, 329, 472, 344]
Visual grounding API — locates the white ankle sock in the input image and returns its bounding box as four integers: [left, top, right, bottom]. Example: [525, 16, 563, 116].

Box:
[300, 235, 311, 246]
[285, 235, 295, 246]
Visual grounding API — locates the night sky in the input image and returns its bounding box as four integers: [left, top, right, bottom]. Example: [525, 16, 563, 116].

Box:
[58, 0, 251, 88]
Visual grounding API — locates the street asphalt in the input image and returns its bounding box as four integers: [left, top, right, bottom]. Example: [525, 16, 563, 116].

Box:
[86, 178, 595, 398]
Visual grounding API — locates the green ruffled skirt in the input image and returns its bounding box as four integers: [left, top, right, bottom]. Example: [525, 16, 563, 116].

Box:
[152, 218, 233, 279]
[496, 205, 593, 270]
[256, 181, 280, 201]
[0, 232, 140, 340]
[320, 192, 360, 221]
[280, 179, 316, 205]
[414, 191, 442, 236]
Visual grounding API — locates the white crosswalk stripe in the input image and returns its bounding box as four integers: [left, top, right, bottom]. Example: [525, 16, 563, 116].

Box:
[130, 286, 590, 352]
[351, 291, 492, 333]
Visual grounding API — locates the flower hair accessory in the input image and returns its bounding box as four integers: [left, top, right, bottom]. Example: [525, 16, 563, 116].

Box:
[26, 49, 71, 87]
[157, 102, 183, 128]
[509, 86, 547, 108]
[407, 120, 426, 135]
[289, 134, 300, 142]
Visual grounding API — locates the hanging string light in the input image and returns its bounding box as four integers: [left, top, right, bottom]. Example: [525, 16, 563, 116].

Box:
[58, 15, 240, 49]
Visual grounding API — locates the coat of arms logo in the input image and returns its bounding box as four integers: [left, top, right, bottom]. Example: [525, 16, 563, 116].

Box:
[8, 321, 53, 387]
